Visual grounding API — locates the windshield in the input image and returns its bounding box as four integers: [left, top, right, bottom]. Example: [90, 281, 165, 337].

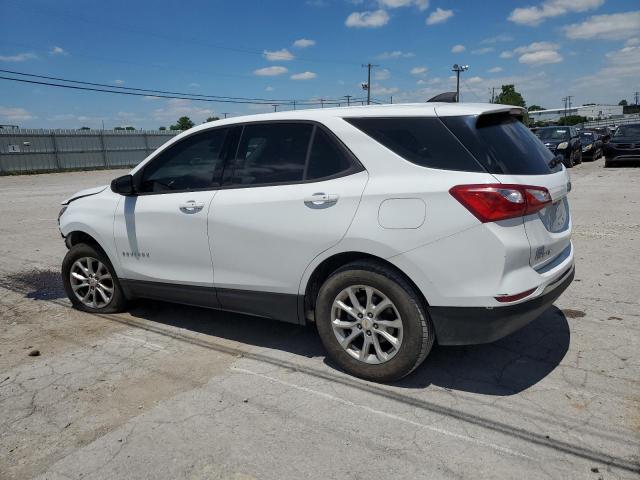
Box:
[537, 128, 570, 140]
[580, 133, 594, 144]
[613, 125, 640, 137]
[440, 113, 559, 175]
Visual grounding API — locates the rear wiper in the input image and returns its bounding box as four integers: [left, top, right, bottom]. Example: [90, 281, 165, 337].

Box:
[548, 155, 564, 169]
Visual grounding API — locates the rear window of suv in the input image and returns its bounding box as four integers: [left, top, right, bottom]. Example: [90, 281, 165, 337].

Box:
[440, 113, 556, 175]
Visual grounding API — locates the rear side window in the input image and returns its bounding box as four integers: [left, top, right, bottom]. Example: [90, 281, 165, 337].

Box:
[440, 114, 556, 175]
[230, 123, 312, 185]
[345, 117, 483, 172]
[306, 128, 353, 180]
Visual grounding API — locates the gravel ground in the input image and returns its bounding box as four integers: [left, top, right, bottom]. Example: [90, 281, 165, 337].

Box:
[0, 161, 638, 479]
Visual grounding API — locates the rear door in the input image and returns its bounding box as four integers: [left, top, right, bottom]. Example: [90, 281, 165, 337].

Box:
[208, 122, 368, 321]
[438, 110, 572, 269]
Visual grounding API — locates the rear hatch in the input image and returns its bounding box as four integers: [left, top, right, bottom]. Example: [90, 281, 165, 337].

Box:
[437, 106, 572, 270]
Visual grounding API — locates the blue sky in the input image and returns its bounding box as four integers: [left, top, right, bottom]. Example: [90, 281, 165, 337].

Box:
[1, 0, 639, 129]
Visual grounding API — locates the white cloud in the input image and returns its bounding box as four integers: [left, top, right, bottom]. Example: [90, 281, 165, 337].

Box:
[265, 86, 275, 92]
[603, 44, 640, 77]
[416, 79, 428, 85]
[188, 82, 200, 87]
[509, 0, 604, 26]
[345, 10, 390, 28]
[290, 71, 317, 80]
[0, 106, 34, 122]
[377, 50, 415, 59]
[263, 48, 295, 61]
[378, 0, 429, 10]
[480, 34, 513, 44]
[50, 46, 68, 56]
[373, 84, 400, 95]
[488, 66, 503, 73]
[426, 8, 453, 25]
[514, 41, 559, 54]
[113, 79, 125, 85]
[564, 12, 640, 40]
[626, 38, 640, 47]
[410, 66, 428, 75]
[253, 66, 288, 76]
[451, 44, 465, 53]
[0, 52, 37, 62]
[292, 38, 316, 48]
[501, 41, 563, 65]
[466, 76, 484, 84]
[471, 47, 494, 55]
[375, 68, 391, 80]
[152, 99, 214, 122]
[519, 50, 563, 65]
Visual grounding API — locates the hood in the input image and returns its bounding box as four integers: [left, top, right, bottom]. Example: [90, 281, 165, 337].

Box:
[61, 185, 108, 205]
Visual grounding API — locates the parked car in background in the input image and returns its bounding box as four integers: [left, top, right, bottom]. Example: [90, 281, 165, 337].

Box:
[58, 103, 574, 382]
[589, 126, 612, 143]
[535, 126, 582, 167]
[604, 123, 640, 167]
[579, 131, 603, 161]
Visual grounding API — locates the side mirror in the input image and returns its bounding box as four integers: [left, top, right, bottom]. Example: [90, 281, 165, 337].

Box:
[110, 175, 136, 196]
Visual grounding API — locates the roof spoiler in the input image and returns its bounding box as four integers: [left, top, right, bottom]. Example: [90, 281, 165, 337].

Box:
[427, 92, 458, 103]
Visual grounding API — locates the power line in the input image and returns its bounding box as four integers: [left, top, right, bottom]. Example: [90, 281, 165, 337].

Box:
[0, 75, 363, 107]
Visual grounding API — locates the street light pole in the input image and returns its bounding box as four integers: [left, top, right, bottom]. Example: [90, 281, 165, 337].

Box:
[451, 64, 469, 103]
[362, 63, 378, 105]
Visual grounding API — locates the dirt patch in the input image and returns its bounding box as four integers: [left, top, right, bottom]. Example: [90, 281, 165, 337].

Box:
[562, 309, 586, 318]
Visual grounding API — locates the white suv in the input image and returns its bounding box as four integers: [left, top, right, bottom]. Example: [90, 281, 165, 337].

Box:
[59, 103, 574, 382]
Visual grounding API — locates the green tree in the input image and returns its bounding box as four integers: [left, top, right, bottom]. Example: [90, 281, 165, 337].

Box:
[170, 116, 195, 130]
[114, 126, 125, 131]
[78, 126, 91, 130]
[528, 105, 544, 112]
[159, 126, 167, 131]
[205, 116, 220, 123]
[125, 126, 135, 131]
[557, 115, 588, 126]
[619, 99, 628, 106]
[494, 84, 526, 108]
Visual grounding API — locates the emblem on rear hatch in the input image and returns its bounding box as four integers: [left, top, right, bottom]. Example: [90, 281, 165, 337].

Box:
[535, 246, 551, 261]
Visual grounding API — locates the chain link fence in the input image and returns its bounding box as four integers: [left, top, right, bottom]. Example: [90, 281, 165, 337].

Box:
[0, 129, 179, 175]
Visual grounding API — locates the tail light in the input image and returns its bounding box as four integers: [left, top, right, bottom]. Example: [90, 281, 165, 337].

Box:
[449, 184, 552, 223]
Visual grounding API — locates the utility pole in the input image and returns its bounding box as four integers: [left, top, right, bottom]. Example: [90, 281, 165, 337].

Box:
[221, 113, 229, 119]
[272, 104, 279, 112]
[562, 97, 567, 123]
[490, 87, 497, 104]
[344, 95, 352, 106]
[390, 95, 393, 104]
[292, 100, 297, 111]
[320, 98, 325, 108]
[451, 64, 469, 103]
[362, 63, 378, 105]
[634, 91, 639, 105]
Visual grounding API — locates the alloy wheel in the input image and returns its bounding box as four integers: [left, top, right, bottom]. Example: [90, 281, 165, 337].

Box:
[69, 257, 114, 309]
[331, 285, 403, 364]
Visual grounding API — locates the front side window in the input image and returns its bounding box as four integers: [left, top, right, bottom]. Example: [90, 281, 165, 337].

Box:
[229, 123, 313, 186]
[140, 128, 229, 193]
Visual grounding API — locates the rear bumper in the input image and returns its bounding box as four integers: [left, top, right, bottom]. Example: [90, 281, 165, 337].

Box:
[429, 265, 574, 346]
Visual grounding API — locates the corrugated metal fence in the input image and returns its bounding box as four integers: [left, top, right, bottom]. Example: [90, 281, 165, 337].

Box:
[0, 129, 179, 174]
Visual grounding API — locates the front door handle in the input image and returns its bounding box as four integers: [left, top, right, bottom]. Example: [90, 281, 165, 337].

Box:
[179, 200, 205, 213]
[304, 192, 339, 209]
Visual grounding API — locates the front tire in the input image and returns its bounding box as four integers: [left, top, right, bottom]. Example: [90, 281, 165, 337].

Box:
[315, 260, 435, 382]
[62, 243, 127, 313]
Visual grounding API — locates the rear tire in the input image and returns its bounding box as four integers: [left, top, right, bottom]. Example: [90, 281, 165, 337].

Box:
[62, 243, 127, 313]
[315, 260, 435, 382]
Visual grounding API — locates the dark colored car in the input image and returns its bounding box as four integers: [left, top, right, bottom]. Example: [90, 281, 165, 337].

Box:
[604, 123, 640, 167]
[579, 131, 603, 161]
[535, 126, 582, 167]
[589, 126, 612, 143]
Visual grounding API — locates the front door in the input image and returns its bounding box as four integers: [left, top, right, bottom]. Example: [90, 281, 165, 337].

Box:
[113, 127, 231, 290]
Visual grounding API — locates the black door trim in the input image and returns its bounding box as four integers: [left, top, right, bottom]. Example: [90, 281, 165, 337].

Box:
[120, 279, 303, 325]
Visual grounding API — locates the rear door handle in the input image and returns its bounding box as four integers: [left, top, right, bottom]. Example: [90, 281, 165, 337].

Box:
[304, 192, 339, 209]
[179, 200, 205, 213]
